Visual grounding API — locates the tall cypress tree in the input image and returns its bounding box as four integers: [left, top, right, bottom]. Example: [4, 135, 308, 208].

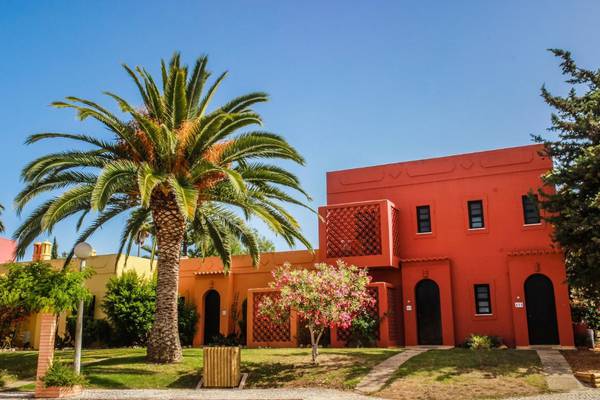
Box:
[533, 49, 600, 300]
[51, 236, 59, 259]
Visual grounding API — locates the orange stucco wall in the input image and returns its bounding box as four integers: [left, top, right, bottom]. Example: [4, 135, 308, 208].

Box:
[179, 250, 319, 346]
[179, 144, 575, 348]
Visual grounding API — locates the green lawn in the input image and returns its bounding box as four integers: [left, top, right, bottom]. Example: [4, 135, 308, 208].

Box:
[377, 349, 549, 400]
[0, 347, 400, 391]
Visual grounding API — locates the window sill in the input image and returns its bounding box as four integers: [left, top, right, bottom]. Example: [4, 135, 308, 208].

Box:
[472, 313, 497, 321]
[521, 222, 546, 232]
[414, 231, 436, 240]
[467, 227, 489, 235]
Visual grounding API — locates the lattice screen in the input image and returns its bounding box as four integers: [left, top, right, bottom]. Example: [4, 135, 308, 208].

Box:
[387, 286, 401, 343]
[252, 292, 291, 343]
[336, 286, 380, 343]
[392, 207, 401, 257]
[325, 204, 382, 258]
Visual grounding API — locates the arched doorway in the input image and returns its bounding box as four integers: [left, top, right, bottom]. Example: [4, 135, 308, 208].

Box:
[415, 279, 442, 345]
[525, 274, 559, 345]
[203, 290, 220, 345]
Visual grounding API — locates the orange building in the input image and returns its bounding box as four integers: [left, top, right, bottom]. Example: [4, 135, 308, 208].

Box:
[180, 144, 575, 349]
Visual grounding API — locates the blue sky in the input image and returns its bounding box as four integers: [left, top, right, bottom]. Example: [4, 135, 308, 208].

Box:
[1, 1, 599, 258]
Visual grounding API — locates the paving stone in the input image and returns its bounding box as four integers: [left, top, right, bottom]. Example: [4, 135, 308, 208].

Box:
[355, 348, 428, 393]
[536, 349, 584, 392]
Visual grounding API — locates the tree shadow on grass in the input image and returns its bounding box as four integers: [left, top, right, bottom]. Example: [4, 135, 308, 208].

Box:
[243, 361, 298, 388]
[86, 375, 131, 389]
[166, 371, 201, 388]
[0, 351, 38, 380]
[81, 355, 148, 367]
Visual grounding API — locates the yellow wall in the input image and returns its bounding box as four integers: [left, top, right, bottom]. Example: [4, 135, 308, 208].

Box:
[1, 254, 155, 349]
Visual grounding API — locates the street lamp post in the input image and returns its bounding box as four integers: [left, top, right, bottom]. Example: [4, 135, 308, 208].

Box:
[73, 242, 93, 375]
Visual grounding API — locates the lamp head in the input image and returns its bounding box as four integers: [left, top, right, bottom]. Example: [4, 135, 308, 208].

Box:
[74, 242, 94, 260]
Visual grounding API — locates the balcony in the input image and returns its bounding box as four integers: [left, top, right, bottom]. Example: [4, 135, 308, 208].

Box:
[318, 199, 400, 268]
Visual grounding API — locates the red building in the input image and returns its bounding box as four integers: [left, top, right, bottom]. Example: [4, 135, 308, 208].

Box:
[180, 144, 575, 348]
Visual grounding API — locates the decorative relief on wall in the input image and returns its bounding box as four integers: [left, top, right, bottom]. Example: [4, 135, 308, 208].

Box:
[460, 160, 474, 169]
[339, 170, 385, 185]
[480, 150, 533, 168]
[406, 160, 456, 177]
[388, 168, 403, 179]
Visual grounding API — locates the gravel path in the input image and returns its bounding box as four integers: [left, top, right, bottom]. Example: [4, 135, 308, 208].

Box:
[504, 390, 598, 400]
[1, 388, 597, 399]
[0, 388, 379, 400]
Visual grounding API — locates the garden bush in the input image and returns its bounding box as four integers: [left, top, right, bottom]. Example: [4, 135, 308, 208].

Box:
[0, 305, 28, 349]
[102, 271, 156, 346]
[344, 311, 379, 347]
[42, 362, 86, 388]
[463, 334, 502, 350]
[571, 298, 600, 330]
[206, 333, 241, 346]
[178, 297, 198, 346]
[102, 272, 198, 347]
[65, 316, 113, 348]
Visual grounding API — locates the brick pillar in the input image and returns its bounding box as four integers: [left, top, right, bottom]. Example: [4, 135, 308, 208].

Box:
[35, 313, 56, 395]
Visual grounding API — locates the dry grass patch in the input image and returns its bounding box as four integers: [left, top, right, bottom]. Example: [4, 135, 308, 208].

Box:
[377, 349, 548, 400]
[562, 349, 600, 374]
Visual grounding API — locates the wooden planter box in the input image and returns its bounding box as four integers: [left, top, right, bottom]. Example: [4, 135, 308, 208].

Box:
[203, 346, 241, 388]
[35, 385, 83, 398]
[574, 372, 600, 388]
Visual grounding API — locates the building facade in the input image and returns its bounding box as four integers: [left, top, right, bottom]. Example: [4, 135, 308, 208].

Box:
[180, 144, 575, 348]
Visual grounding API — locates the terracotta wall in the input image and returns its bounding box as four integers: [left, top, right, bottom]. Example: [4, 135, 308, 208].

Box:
[325, 144, 574, 347]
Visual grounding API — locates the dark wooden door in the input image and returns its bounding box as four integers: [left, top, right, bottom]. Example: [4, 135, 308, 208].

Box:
[525, 274, 559, 345]
[415, 279, 443, 345]
[204, 290, 220, 344]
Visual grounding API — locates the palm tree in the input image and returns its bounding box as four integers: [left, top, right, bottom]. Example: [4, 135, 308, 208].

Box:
[14, 54, 312, 363]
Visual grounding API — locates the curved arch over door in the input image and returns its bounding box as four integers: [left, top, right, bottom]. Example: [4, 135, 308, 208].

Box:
[525, 274, 559, 345]
[203, 290, 220, 345]
[415, 279, 442, 345]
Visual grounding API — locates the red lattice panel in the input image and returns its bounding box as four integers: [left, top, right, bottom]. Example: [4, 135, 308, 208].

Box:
[337, 287, 380, 342]
[252, 292, 291, 343]
[325, 204, 382, 258]
[392, 207, 401, 257]
[387, 287, 401, 343]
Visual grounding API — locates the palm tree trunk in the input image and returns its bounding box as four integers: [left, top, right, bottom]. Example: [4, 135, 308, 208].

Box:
[147, 191, 186, 363]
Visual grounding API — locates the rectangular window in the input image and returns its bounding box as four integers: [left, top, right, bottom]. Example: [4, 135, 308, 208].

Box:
[522, 195, 541, 225]
[416, 205, 432, 233]
[474, 284, 492, 315]
[468, 200, 485, 229]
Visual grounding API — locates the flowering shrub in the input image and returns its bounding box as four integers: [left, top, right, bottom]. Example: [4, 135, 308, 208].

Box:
[258, 261, 374, 363]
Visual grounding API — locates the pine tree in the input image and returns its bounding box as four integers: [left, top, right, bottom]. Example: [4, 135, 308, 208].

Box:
[533, 49, 600, 300]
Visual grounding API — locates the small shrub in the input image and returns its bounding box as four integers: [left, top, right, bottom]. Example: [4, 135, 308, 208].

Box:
[206, 333, 240, 346]
[571, 298, 600, 331]
[102, 271, 156, 346]
[464, 334, 502, 350]
[344, 311, 379, 347]
[65, 317, 113, 348]
[42, 362, 86, 388]
[178, 298, 198, 346]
